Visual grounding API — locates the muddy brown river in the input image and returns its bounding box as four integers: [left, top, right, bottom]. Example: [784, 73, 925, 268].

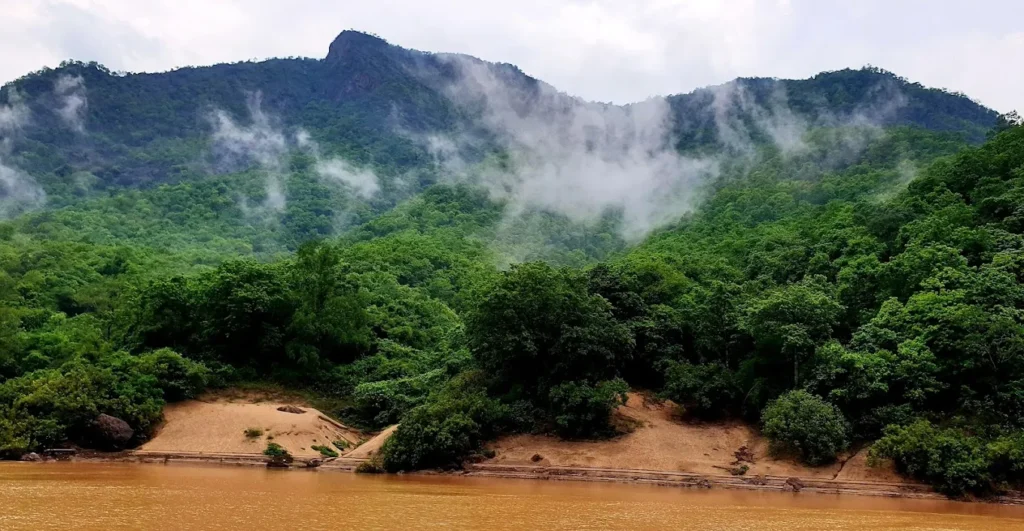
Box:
[2, 462, 1024, 530]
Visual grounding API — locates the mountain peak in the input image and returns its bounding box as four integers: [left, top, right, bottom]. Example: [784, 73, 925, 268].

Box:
[326, 30, 392, 62]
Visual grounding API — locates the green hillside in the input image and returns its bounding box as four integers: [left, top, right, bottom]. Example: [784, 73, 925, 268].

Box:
[0, 30, 1021, 497]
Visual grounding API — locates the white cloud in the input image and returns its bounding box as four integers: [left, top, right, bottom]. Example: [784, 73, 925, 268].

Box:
[53, 74, 87, 132]
[208, 92, 289, 210]
[0, 90, 46, 217]
[0, 0, 1021, 113]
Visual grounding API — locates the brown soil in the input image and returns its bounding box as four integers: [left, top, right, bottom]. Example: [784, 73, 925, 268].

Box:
[138, 391, 363, 458]
[485, 393, 905, 482]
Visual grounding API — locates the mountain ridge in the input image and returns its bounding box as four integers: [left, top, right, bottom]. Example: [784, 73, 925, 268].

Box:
[0, 30, 997, 194]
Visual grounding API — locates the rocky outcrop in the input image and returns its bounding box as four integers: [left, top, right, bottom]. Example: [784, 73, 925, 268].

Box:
[276, 405, 306, 414]
[90, 414, 134, 450]
[20, 452, 41, 462]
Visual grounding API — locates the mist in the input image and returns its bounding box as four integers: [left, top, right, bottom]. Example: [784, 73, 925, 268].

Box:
[0, 88, 46, 218]
[419, 56, 720, 241]
[412, 57, 909, 242]
[208, 92, 289, 211]
[208, 93, 382, 212]
[295, 130, 381, 199]
[53, 74, 88, 133]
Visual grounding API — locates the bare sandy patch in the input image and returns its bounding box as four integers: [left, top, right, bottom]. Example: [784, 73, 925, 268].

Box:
[346, 425, 398, 459]
[139, 392, 363, 458]
[485, 392, 903, 481]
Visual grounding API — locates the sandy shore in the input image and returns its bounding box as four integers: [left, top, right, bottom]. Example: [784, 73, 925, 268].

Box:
[63, 390, 1024, 504]
[138, 391, 365, 458]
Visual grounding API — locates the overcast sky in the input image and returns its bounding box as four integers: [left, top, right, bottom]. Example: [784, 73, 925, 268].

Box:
[3, 0, 1022, 112]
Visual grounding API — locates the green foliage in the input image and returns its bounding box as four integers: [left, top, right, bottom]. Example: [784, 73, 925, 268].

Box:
[548, 379, 629, 439]
[872, 421, 990, 496]
[311, 444, 339, 458]
[263, 442, 291, 459]
[761, 390, 849, 465]
[0, 353, 178, 454]
[137, 348, 210, 401]
[380, 373, 508, 472]
[350, 369, 446, 429]
[468, 262, 633, 398]
[467, 262, 633, 437]
[244, 427, 264, 438]
[741, 277, 843, 388]
[354, 457, 385, 474]
[0, 41, 1019, 499]
[872, 421, 1024, 496]
[662, 361, 740, 419]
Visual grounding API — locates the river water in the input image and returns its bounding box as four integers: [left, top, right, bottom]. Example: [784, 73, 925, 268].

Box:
[2, 462, 1024, 530]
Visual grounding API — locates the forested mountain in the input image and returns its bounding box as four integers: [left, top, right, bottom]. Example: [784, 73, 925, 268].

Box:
[1, 31, 995, 193]
[1, 30, 1021, 497]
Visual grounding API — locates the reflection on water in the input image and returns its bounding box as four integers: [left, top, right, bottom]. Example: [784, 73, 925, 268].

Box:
[2, 462, 1024, 530]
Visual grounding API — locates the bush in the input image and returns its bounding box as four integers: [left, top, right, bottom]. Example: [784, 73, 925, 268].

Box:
[244, 428, 264, 438]
[311, 444, 339, 458]
[662, 362, 740, 419]
[380, 372, 507, 471]
[355, 456, 385, 474]
[263, 442, 291, 460]
[987, 432, 1024, 489]
[332, 439, 349, 451]
[0, 356, 166, 452]
[761, 390, 849, 465]
[136, 348, 211, 402]
[350, 369, 445, 428]
[871, 421, 990, 496]
[547, 379, 628, 438]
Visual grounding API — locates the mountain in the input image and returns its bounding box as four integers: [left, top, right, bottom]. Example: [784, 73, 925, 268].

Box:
[0, 31, 997, 195]
[3, 29, 1024, 498]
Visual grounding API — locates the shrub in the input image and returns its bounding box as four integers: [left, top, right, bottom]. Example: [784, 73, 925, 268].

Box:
[311, 444, 339, 458]
[761, 390, 849, 465]
[662, 362, 740, 419]
[0, 356, 166, 451]
[332, 439, 349, 451]
[244, 428, 264, 438]
[263, 442, 292, 460]
[136, 348, 211, 402]
[871, 421, 990, 495]
[987, 432, 1024, 489]
[380, 372, 507, 472]
[355, 456, 385, 474]
[547, 379, 629, 438]
[350, 369, 444, 428]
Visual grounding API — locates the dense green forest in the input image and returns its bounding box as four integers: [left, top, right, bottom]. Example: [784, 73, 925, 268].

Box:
[1, 30, 1022, 498]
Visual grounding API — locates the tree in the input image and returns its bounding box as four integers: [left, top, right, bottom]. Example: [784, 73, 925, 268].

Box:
[741, 277, 843, 387]
[761, 390, 849, 465]
[548, 378, 628, 438]
[662, 361, 740, 419]
[467, 262, 633, 398]
[286, 241, 370, 366]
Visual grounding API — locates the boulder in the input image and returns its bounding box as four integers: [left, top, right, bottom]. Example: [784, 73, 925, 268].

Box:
[277, 405, 306, 414]
[784, 477, 805, 492]
[20, 452, 41, 462]
[305, 458, 323, 468]
[530, 454, 544, 463]
[90, 414, 134, 450]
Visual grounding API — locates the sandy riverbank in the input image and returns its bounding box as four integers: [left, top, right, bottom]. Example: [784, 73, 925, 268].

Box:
[64, 389, 1024, 504]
